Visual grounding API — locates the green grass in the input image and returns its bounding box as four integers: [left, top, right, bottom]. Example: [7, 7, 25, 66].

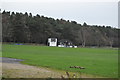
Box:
[2, 44, 118, 78]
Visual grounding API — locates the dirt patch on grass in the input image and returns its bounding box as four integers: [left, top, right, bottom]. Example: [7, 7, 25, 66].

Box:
[1, 57, 66, 78]
[2, 62, 66, 78]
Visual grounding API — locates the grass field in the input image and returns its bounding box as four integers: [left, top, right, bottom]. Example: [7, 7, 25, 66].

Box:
[2, 44, 118, 78]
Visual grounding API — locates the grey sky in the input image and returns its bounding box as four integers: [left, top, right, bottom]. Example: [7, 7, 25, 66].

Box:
[1, 0, 118, 28]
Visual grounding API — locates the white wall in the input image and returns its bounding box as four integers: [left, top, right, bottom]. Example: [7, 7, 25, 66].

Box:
[48, 38, 57, 46]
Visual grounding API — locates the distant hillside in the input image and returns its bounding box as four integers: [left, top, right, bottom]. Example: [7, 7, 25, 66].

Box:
[2, 11, 119, 47]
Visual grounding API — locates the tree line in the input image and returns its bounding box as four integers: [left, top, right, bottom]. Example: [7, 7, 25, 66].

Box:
[2, 11, 119, 47]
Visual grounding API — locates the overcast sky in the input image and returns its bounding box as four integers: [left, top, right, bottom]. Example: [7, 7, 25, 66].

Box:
[1, 0, 119, 28]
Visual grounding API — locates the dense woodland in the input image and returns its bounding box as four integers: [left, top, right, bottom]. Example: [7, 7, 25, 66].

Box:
[2, 11, 120, 47]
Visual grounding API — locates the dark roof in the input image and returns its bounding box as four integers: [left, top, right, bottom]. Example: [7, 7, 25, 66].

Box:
[58, 39, 73, 44]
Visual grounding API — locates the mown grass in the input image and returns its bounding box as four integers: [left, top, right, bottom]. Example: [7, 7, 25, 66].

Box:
[2, 44, 118, 78]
